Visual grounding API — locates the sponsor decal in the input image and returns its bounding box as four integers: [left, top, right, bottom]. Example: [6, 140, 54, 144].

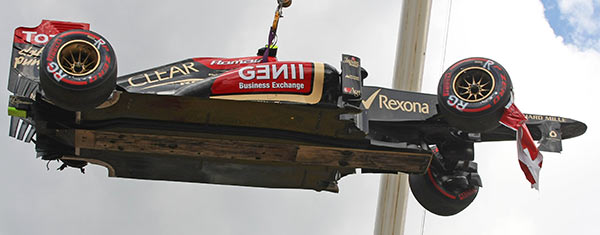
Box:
[212, 58, 261, 66]
[128, 62, 200, 87]
[211, 62, 313, 95]
[211, 63, 325, 105]
[379, 93, 430, 114]
[13, 45, 43, 68]
[17, 45, 43, 57]
[342, 57, 359, 68]
[21, 31, 56, 44]
[344, 74, 360, 81]
[361, 89, 380, 109]
[525, 114, 566, 123]
[238, 64, 305, 80]
[362, 89, 430, 114]
[14, 20, 89, 45]
[196, 56, 276, 70]
[340, 55, 362, 99]
[343, 87, 361, 97]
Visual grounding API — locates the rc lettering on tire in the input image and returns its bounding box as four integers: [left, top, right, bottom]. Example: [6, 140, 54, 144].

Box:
[40, 29, 117, 111]
[437, 57, 513, 132]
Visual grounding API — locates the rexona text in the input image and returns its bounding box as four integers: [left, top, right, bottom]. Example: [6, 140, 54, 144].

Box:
[378, 94, 430, 114]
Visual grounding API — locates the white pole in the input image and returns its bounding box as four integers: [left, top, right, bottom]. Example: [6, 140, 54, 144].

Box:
[374, 0, 432, 234]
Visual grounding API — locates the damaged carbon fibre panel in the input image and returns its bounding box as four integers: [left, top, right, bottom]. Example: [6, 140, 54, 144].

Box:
[62, 129, 430, 192]
[31, 90, 431, 192]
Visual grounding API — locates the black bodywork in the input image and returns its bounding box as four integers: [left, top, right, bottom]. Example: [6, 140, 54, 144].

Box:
[8, 50, 586, 191]
[6, 20, 587, 216]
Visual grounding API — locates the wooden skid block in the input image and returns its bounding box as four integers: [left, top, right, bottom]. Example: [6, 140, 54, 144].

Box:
[75, 129, 431, 173]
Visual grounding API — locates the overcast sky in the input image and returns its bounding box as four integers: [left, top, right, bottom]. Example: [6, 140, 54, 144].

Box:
[1, 0, 598, 234]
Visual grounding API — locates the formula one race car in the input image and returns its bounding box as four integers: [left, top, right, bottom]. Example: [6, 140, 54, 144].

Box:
[7, 5, 586, 216]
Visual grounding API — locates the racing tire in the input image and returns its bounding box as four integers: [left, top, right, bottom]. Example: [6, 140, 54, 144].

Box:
[40, 29, 117, 111]
[409, 168, 479, 216]
[437, 57, 512, 132]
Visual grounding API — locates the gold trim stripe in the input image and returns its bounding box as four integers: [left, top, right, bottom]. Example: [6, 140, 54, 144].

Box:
[140, 78, 205, 90]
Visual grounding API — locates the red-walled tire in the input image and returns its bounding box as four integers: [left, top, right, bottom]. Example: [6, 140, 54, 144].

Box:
[409, 168, 479, 216]
[39, 29, 117, 111]
[437, 58, 512, 132]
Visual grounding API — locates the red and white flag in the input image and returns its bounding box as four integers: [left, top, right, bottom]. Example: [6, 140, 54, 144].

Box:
[500, 103, 543, 190]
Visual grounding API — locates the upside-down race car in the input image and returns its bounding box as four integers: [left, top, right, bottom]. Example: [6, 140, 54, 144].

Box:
[7, 8, 586, 216]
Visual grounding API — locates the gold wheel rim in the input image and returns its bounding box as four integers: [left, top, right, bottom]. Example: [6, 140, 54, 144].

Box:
[57, 40, 100, 77]
[452, 67, 495, 103]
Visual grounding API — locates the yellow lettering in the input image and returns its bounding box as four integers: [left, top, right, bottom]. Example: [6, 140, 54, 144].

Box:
[18, 47, 31, 56]
[543, 116, 566, 122]
[525, 115, 565, 122]
[14, 57, 24, 68]
[144, 73, 159, 84]
[526, 115, 540, 120]
[13, 57, 39, 68]
[345, 74, 360, 81]
[388, 99, 399, 110]
[183, 62, 199, 74]
[379, 95, 389, 109]
[343, 58, 359, 68]
[403, 102, 413, 112]
[128, 77, 147, 87]
[397, 101, 406, 111]
[169, 66, 186, 78]
[413, 102, 421, 113]
[422, 103, 429, 114]
[23, 58, 39, 66]
[376, 94, 430, 113]
[155, 70, 168, 81]
[18, 46, 43, 57]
